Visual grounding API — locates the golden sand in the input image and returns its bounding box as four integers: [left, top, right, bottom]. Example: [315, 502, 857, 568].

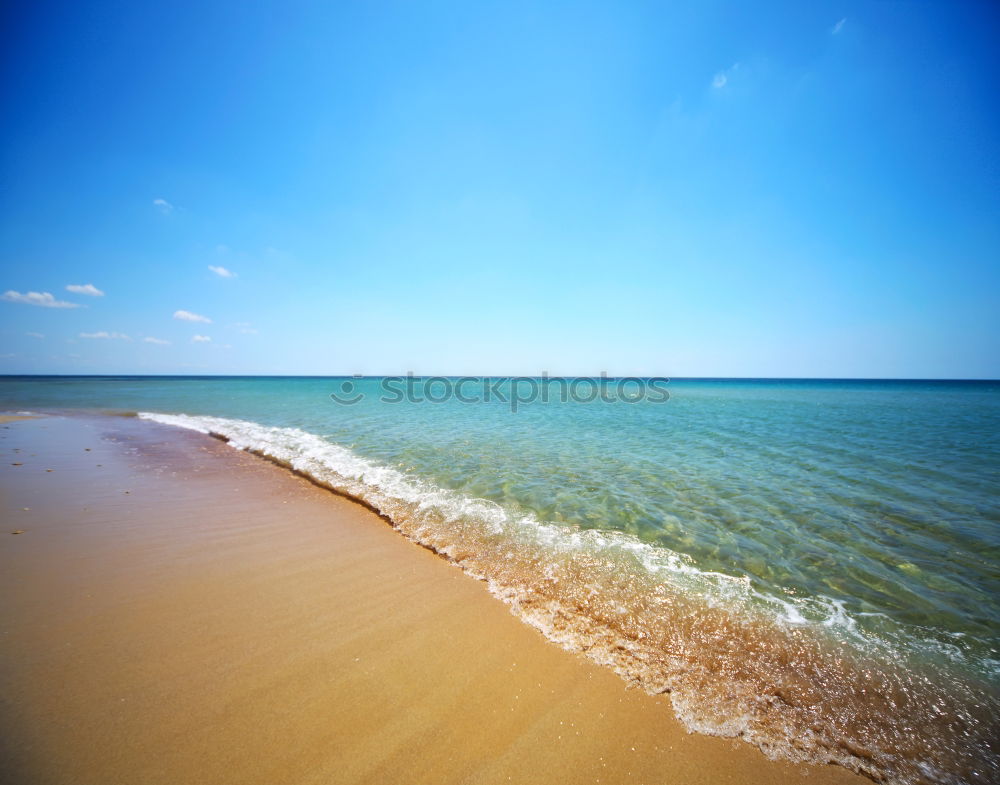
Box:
[0, 415, 866, 785]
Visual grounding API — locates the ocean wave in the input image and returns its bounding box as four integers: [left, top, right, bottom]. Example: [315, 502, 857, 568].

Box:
[139, 411, 999, 785]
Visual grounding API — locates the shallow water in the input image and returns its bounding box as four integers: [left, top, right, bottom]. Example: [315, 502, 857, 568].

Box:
[3, 375, 998, 783]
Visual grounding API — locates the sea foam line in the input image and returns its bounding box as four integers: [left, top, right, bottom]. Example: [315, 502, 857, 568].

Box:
[137, 412, 845, 628]
[137, 411, 999, 785]
[133, 412, 949, 654]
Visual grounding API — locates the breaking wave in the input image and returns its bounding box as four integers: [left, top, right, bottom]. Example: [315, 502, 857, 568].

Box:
[139, 411, 999, 785]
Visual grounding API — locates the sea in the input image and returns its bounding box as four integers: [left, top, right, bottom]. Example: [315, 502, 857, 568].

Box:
[2, 375, 997, 784]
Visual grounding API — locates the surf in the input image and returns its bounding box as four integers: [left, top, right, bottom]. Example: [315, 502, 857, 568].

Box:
[139, 411, 1000, 785]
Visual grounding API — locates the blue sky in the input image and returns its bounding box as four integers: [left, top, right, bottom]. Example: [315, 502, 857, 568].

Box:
[1, 0, 997, 377]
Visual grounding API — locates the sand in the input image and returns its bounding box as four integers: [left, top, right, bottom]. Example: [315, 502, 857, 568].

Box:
[0, 414, 867, 785]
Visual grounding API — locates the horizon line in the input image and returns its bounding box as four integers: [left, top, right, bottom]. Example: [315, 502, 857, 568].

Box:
[1, 374, 998, 383]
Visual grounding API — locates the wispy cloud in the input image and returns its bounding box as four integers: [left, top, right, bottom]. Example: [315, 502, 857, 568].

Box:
[143, 336, 171, 345]
[208, 265, 236, 278]
[80, 331, 131, 340]
[2, 290, 81, 308]
[832, 18, 847, 34]
[192, 334, 212, 343]
[231, 321, 258, 334]
[173, 309, 212, 323]
[712, 63, 739, 89]
[66, 283, 104, 297]
[153, 198, 175, 215]
[26, 332, 45, 339]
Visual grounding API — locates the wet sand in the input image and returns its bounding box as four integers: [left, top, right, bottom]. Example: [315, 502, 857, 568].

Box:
[0, 414, 867, 785]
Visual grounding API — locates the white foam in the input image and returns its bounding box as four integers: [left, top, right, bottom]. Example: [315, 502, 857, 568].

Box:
[137, 411, 1000, 785]
[138, 411, 768, 604]
[135, 411, 951, 663]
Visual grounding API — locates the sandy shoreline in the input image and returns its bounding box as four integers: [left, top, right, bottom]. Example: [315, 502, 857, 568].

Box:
[0, 414, 865, 785]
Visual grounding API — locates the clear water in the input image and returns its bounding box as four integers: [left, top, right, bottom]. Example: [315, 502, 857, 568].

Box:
[3, 375, 998, 783]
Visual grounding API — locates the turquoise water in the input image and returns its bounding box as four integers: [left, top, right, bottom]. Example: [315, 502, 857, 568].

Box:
[3, 376, 998, 783]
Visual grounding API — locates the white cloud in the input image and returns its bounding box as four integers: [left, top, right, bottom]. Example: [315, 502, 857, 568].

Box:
[712, 63, 739, 89]
[173, 309, 212, 323]
[208, 265, 236, 278]
[2, 290, 81, 308]
[153, 198, 175, 214]
[143, 336, 170, 345]
[66, 283, 104, 297]
[832, 18, 846, 34]
[80, 331, 131, 340]
[192, 334, 212, 343]
[26, 332, 44, 339]
[231, 321, 258, 334]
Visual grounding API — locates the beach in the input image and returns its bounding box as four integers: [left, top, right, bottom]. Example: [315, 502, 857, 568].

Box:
[0, 413, 868, 785]
[2, 0, 998, 780]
